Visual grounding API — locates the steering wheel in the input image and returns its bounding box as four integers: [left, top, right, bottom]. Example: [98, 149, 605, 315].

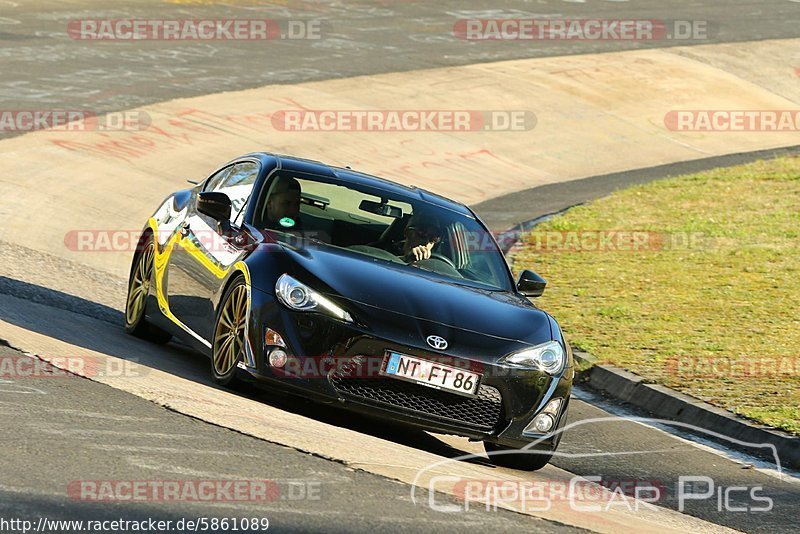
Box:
[427, 252, 457, 269]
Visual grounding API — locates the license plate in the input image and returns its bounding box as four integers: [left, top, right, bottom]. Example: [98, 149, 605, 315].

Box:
[381, 352, 480, 397]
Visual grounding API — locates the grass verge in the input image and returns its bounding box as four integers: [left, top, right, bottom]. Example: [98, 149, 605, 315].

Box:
[512, 156, 800, 434]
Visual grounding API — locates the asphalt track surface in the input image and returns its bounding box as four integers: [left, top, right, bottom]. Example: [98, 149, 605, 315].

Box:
[1, 1, 800, 532]
[1, 0, 800, 139]
[0, 342, 578, 533]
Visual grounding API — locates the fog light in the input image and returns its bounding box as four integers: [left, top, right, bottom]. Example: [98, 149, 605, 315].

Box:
[268, 349, 288, 368]
[532, 413, 555, 433]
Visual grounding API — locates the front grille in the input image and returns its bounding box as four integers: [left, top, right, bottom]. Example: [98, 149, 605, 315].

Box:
[330, 357, 503, 431]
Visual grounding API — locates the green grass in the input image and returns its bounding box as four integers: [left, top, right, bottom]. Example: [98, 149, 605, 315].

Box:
[512, 156, 800, 434]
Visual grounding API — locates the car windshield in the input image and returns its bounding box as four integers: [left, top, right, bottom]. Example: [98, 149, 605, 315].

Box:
[253, 170, 513, 291]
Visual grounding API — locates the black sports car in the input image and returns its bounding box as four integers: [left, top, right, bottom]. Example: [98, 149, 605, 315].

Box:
[125, 152, 573, 470]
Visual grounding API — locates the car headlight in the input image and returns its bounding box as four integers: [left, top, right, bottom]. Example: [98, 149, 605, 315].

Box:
[275, 274, 353, 323]
[501, 340, 565, 375]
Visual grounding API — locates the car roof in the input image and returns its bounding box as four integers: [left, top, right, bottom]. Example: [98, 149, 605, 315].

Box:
[246, 152, 474, 217]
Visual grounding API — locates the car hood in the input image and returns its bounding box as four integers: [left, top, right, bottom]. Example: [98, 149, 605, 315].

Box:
[281, 244, 553, 346]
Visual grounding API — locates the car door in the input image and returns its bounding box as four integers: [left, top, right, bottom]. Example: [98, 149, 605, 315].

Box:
[166, 161, 260, 345]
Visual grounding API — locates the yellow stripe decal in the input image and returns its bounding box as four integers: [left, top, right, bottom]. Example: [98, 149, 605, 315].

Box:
[146, 217, 252, 349]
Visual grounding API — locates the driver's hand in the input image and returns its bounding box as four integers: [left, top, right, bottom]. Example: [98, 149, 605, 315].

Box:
[408, 242, 434, 262]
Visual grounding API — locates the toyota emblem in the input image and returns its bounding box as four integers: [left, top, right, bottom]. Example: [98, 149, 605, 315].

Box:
[426, 335, 448, 350]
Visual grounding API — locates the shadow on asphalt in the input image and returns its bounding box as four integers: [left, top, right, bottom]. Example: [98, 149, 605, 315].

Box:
[4, 278, 800, 534]
[0, 276, 494, 468]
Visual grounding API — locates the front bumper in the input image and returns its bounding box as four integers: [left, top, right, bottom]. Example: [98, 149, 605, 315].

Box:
[242, 287, 573, 450]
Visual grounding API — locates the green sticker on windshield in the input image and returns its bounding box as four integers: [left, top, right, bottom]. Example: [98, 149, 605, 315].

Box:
[279, 217, 296, 228]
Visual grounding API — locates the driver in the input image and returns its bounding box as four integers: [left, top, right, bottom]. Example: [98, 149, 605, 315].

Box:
[264, 176, 301, 231]
[399, 212, 442, 263]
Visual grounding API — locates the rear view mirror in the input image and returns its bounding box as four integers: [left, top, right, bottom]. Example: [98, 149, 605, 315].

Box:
[197, 191, 232, 222]
[517, 270, 547, 297]
[301, 192, 330, 210]
[359, 199, 402, 219]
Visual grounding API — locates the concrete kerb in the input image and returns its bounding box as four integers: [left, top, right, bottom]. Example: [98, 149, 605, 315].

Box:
[572, 351, 800, 471]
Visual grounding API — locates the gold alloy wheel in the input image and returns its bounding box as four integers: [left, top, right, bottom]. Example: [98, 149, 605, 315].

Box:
[213, 284, 247, 376]
[126, 242, 154, 326]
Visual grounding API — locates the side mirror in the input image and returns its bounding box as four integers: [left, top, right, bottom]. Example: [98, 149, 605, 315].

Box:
[197, 191, 232, 222]
[517, 269, 547, 297]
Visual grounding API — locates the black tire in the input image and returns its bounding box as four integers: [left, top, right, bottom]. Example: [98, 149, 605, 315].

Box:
[484, 442, 553, 471]
[211, 276, 248, 387]
[124, 233, 172, 344]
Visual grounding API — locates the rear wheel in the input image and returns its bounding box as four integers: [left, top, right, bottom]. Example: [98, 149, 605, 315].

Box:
[211, 277, 248, 387]
[124, 234, 171, 344]
[483, 442, 553, 471]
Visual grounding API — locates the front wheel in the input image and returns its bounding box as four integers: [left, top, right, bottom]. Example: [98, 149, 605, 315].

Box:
[483, 442, 553, 471]
[124, 234, 171, 344]
[211, 277, 248, 387]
